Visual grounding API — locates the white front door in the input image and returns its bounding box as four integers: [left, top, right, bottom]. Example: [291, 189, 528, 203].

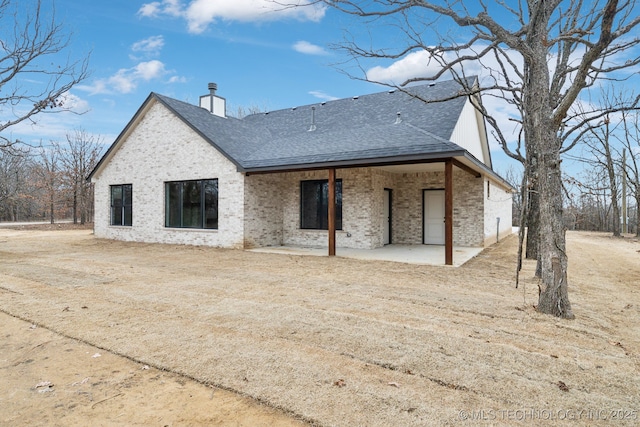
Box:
[383, 189, 391, 245]
[423, 190, 445, 245]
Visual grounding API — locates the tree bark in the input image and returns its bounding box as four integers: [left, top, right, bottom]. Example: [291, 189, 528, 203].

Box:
[523, 24, 574, 318]
[73, 185, 78, 224]
[525, 186, 540, 260]
[603, 121, 620, 236]
[49, 190, 55, 224]
[536, 135, 574, 319]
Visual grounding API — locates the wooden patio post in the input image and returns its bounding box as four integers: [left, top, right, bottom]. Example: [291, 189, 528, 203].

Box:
[328, 168, 336, 256]
[444, 159, 453, 265]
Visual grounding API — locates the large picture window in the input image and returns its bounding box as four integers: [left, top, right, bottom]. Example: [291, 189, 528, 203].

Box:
[300, 179, 342, 230]
[110, 184, 132, 226]
[165, 179, 218, 229]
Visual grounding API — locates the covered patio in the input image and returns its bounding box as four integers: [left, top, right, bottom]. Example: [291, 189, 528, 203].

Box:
[248, 243, 484, 267]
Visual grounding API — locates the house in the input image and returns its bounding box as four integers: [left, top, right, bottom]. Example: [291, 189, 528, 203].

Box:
[88, 77, 513, 265]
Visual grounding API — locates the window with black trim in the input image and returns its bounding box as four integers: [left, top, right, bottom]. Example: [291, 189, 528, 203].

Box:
[300, 179, 342, 230]
[165, 179, 218, 229]
[110, 184, 132, 226]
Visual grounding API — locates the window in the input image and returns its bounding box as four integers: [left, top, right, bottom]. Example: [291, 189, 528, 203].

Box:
[300, 179, 342, 230]
[165, 179, 218, 229]
[110, 184, 132, 226]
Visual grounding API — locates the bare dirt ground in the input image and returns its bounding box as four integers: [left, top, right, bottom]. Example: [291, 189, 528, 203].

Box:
[0, 227, 638, 426]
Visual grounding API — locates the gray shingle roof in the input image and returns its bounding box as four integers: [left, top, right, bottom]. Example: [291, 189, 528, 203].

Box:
[154, 77, 477, 172]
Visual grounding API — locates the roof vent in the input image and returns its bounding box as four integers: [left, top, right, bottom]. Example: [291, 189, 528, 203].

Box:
[308, 106, 316, 132]
[321, 101, 326, 105]
[429, 83, 436, 87]
[395, 112, 402, 124]
[352, 96, 359, 100]
[388, 89, 396, 94]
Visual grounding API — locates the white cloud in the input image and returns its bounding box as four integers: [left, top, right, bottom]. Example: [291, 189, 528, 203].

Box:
[167, 75, 188, 84]
[84, 60, 168, 95]
[366, 50, 444, 85]
[131, 35, 165, 59]
[309, 90, 338, 101]
[138, 0, 182, 18]
[134, 60, 167, 80]
[293, 41, 328, 56]
[57, 92, 90, 113]
[138, 0, 326, 33]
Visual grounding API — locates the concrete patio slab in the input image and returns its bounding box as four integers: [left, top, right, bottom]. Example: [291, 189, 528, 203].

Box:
[248, 244, 484, 267]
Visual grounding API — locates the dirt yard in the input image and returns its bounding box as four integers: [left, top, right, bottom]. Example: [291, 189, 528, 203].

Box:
[0, 228, 638, 426]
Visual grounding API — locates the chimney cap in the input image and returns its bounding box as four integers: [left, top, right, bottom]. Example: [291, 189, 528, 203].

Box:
[208, 82, 217, 91]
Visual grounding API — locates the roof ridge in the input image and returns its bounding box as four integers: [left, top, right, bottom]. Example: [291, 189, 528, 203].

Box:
[243, 76, 476, 118]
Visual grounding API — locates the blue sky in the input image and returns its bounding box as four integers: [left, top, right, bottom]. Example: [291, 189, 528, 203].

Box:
[16, 0, 377, 148]
[6, 0, 639, 177]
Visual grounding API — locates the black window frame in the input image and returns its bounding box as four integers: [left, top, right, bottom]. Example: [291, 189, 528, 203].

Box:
[110, 184, 132, 226]
[164, 179, 218, 229]
[300, 179, 342, 230]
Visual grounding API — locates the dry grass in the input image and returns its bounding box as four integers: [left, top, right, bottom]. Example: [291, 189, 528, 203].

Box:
[0, 229, 639, 426]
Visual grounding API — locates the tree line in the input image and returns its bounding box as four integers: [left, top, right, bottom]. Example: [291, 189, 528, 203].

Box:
[506, 102, 640, 238]
[0, 129, 102, 224]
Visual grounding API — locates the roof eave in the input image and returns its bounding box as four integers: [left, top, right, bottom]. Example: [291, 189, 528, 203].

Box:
[241, 150, 468, 175]
[241, 149, 514, 192]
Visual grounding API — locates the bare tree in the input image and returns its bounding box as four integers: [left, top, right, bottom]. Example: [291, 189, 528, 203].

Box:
[33, 144, 61, 223]
[228, 103, 272, 119]
[567, 86, 638, 237]
[502, 165, 523, 227]
[578, 115, 622, 236]
[0, 0, 89, 153]
[58, 129, 103, 224]
[0, 150, 33, 220]
[565, 170, 616, 231]
[618, 110, 640, 237]
[301, 0, 640, 318]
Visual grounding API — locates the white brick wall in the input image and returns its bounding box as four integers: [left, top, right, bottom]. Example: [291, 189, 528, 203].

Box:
[92, 101, 245, 248]
[483, 179, 514, 245]
[243, 174, 284, 248]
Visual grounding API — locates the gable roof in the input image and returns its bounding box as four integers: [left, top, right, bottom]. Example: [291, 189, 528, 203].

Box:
[89, 77, 508, 186]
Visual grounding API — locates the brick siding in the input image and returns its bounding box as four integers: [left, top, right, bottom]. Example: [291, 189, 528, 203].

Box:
[92, 101, 245, 248]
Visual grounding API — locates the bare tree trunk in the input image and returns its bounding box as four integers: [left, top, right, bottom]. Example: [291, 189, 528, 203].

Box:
[525, 190, 540, 260]
[524, 48, 574, 318]
[73, 183, 78, 224]
[525, 160, 542, 277]
[536, 142, 573, 318]
[525, 177, 540, 260]
[604, 142, 620, 236]
[49, 189, 55, 224]
[80, 179, 87, 224]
